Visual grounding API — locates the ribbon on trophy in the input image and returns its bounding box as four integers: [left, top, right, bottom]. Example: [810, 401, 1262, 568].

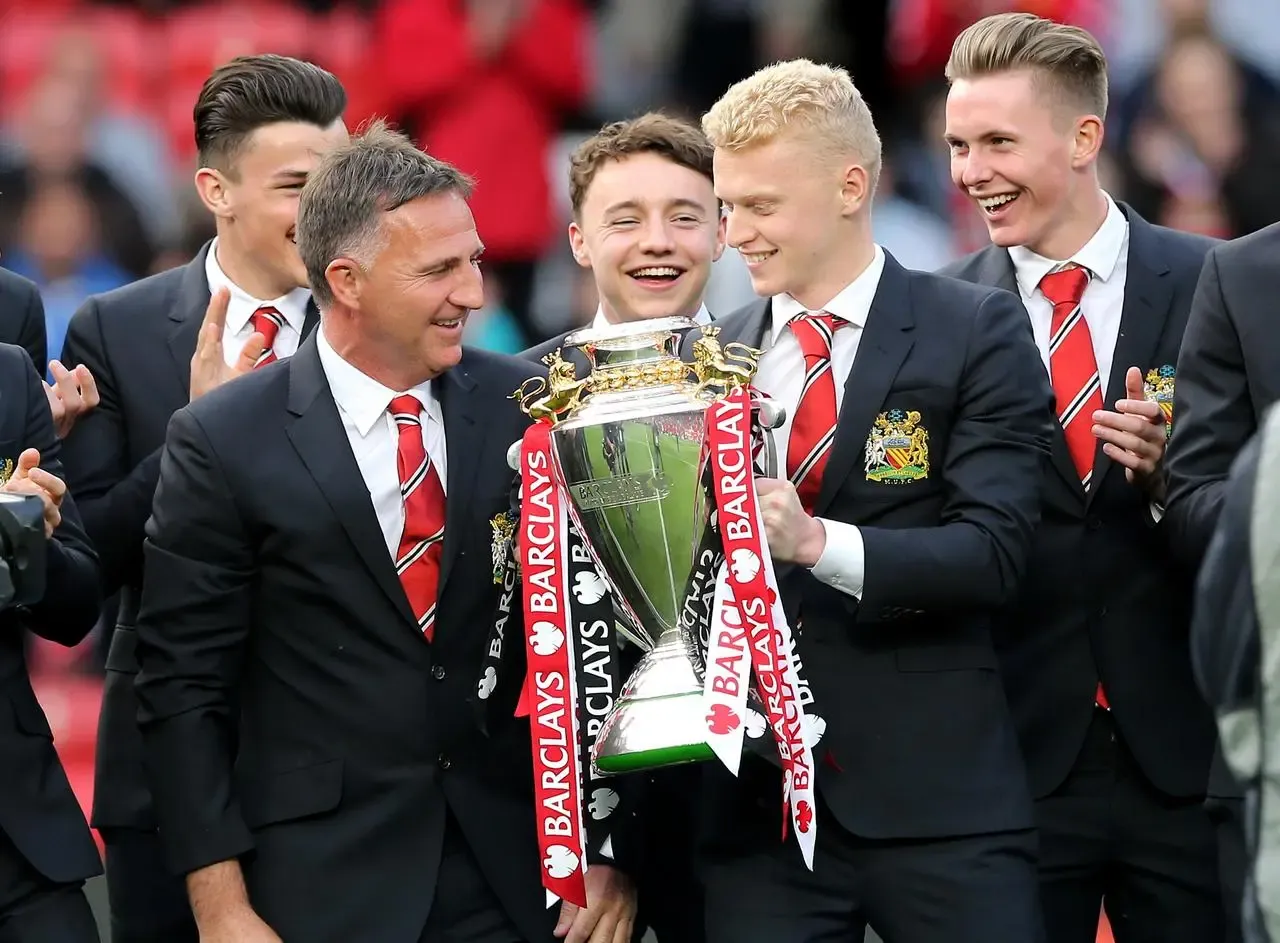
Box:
[504, 418, 620, 910]
[698, 385, 819, 865]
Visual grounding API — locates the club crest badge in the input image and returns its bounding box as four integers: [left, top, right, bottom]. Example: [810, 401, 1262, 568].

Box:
[0, 458, 12, 485]
[1143, 365, 1176, 438]
[864, 409, 929, 483]
[490, 509, 517, 584]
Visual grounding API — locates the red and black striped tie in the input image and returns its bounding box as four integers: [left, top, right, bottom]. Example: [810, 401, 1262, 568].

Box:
[388, 394, 446, 641]
[786, 312, 845, 513]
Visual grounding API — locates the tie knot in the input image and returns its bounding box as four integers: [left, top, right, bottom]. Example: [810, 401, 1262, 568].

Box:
[251, 306, 284, 346]
[1038, 265, 1090, 309]
[789, 312, 844, 359]
[389, 394, 423, 425]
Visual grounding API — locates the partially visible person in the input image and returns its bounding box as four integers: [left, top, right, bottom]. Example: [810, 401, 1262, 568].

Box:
[4, 177, 132, 371]
[696, 57, 1054, 943]
[376, 0, 588, 345]
[941, 13, 1224, 942]
[1165, 220, 1280, 943]
[1191, 404, 1280, 943]
[0, 268, 46, 373]
[0, 342, 103, 942]
[135, 120, 634, 943]
[58, 54, 348, 943]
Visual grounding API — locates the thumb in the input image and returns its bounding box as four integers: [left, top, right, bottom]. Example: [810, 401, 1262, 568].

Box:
[15, 448, 39, 477]
[235, 332, 268, 374]
[1125, 365, 1144, 401]
[554, 901, 579, 938]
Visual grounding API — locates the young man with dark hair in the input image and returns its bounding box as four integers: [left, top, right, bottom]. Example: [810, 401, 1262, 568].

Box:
[523, 111, 725, 942]
[941, 13, 1224, 941]
[59, 53, 348, 943]
[526, 111, 724, 364]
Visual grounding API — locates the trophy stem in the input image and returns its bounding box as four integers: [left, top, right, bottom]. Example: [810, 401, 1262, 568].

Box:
[591, 624, 714, 776]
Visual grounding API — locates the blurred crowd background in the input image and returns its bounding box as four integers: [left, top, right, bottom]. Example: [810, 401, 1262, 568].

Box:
[6, 0, 1280, 928]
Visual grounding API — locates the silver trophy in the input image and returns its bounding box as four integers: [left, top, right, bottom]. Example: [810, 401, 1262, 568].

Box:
[511, 316, 781, 775]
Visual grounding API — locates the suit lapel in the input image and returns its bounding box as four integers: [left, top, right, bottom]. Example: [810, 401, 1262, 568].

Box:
[166, 242, 214, 399]
[1087, 206, 1173, 504]
[285, 337, 418, 628]
[436, 357, 493, 598]
[977, 245, 1083, 501]
[815, 255, 915, 516]
[711, 298, 770, 349]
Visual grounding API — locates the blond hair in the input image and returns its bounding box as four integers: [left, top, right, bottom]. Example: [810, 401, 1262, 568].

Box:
[946, 13, 1109, 119]
[701, 59, 881, 190]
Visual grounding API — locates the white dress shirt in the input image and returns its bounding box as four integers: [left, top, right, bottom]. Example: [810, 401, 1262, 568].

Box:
[589, 303, 713, 329]
[205, 238, 312, 366]
[316, 327, 448, 557]
[1007, 194, 1130, 397]
[752, 244, 887, 601]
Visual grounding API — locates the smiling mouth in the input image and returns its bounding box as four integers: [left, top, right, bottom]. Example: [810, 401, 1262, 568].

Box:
[976, 192, 1020, 214]
[742, 250, 776, 264]
[628, 266, 685, 283]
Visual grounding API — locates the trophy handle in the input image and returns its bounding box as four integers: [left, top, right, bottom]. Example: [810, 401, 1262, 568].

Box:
[752, 397, 786, 480]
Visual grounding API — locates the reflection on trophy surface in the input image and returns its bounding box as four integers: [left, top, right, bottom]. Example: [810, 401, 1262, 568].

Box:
[511, 315, 779, 776]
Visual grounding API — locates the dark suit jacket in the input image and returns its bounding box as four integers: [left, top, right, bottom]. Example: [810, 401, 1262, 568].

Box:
[1166, 222, 1280, 567]
[58, 243, 319, 830]
[0, 267, 46, 374]
[1191, 421, 1263, 736]
[1165, 222, 1280, 801]
[134, 337, 553, 943]
[695, 252, 1054, 851]
[0, 343, 102, 886]
[940, 207, 1219, 800]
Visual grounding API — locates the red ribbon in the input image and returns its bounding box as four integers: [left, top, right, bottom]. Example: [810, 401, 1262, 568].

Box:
[517, 420, 588, 909]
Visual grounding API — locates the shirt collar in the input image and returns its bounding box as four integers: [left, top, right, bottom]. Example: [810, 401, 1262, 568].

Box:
[315, 326, 441, 437]
[590, 303, 712, 329]
[1008, 193, 1128, 298]
[769, 243, 886, 345]
[205, 237, 312, 335]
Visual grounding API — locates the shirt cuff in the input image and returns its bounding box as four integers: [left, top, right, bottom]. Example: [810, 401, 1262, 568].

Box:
[808, 518, 864, 600]
[1150, 500, 1165, 524]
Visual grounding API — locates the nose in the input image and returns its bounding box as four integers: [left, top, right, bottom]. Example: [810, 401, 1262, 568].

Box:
[638, 215, 675, 255]
[454, 260, 486, 311]
[724, 208, 754, 250]
[956, 149, 991, 191]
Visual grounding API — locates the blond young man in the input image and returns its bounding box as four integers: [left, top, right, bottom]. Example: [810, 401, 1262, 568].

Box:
[695, 58, 1055, 943]
[941, 13, 1225, 943]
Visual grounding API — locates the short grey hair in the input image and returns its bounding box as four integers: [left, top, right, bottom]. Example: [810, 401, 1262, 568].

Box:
[296, 119, 475, 308]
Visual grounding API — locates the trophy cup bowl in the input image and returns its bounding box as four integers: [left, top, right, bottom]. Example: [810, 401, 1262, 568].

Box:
[514, 316, 769, 776]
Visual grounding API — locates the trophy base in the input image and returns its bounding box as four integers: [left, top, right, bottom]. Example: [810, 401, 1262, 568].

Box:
[592, 690, 715, 775]
[591, 628, 713, 776]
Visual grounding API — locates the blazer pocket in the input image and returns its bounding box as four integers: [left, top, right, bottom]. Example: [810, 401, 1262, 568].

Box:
[8, 691, 54, 738]
[895, 645, 997, 673]
[241, 758, 343, 829]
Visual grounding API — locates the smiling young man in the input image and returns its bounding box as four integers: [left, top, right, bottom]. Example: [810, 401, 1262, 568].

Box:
[695, 58, 1055, 943]
[520, 112, 723, 943]
[57, 54, 348, 943]
[525, 112, 724, 363]
[939, 13, 1225, 942]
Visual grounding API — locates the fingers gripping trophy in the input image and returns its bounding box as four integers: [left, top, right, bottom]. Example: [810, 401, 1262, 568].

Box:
[490, 316, 822, 908]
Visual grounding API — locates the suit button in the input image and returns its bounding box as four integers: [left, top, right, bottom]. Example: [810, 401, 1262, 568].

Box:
[1086, 516, 1102, 530]
[432, 665, 446, 680]
[438, 753, 451, 769]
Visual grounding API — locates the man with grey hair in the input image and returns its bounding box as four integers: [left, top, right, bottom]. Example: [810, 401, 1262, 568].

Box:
[132, 121, 579, 943]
